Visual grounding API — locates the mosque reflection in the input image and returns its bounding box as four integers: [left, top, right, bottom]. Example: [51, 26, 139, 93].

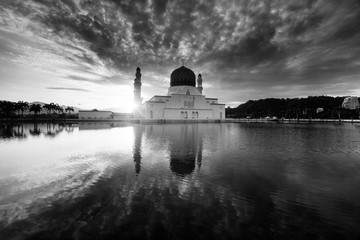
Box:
[78, 122, 204, 176]
[141, 124, 203, 176]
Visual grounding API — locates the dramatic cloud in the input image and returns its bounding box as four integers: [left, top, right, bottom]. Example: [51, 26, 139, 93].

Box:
[46, 87, 90, 92]
[1, 0, 360, 108]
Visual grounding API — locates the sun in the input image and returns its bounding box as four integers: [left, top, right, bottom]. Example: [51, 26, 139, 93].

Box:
[129, 101, 138, 113]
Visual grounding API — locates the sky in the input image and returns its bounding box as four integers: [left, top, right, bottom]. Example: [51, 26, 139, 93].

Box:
[1, 0, 360, 112]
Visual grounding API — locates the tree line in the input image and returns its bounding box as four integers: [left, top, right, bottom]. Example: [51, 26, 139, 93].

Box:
[0, 101, 75, 119]
[226, 96, 360, 119]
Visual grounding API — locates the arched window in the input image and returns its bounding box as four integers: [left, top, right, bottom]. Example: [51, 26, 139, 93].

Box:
[185, 111, 188, 119]
[181, 111, 184, 118]
[196, 112, 199, 119]
[220, 112, 222, 119]
[150, 110, 153, 119]
[192, 111, 195, 119]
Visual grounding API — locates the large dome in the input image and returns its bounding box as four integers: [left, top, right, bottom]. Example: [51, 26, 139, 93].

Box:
[170, 66, 196, 87]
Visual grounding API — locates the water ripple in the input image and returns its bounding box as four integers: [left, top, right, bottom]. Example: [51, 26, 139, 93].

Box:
[1, 123, 360, 239]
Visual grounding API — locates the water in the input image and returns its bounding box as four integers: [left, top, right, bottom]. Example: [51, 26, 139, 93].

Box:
[0, 122, 360, 240]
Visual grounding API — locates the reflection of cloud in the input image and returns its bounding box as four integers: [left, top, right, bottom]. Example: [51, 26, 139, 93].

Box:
[1, 123, 360, 239]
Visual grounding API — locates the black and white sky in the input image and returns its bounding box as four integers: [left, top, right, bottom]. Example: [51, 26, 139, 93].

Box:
[1, 0, 360, 111]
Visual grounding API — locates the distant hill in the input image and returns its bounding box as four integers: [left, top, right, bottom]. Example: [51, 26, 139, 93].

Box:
[226, 96, 359, 119]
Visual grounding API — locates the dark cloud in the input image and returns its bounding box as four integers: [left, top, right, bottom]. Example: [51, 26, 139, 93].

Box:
[328, 1, 360, 41]
[47, 87, 90, 92]
[1, 0, 360, 103]
[152, 0, 169, 19]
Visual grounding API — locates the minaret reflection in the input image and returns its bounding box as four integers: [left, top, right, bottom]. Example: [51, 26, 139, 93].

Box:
[196, 132, 203, 171]
[168, 124, 203, 176]
[133, 125, 144, 175]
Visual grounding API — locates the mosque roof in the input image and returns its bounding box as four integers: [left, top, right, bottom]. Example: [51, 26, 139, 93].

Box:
[170, 66, 196, 87]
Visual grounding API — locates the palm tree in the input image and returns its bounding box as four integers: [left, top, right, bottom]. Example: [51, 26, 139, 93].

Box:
[49, 103, 57, 114]
[29, 104, 42, 116]
[15, 101, 29, 116]
[55, 104, 63, 114]
[14, 102, 22, 116]
[22, 102, 29, 115]
[65, 106, 74, 114]
[43, 103, 59, 115]
[0, 101, 15, 118]
[0, 101, 7, 117]
[43, 103, 52, 115]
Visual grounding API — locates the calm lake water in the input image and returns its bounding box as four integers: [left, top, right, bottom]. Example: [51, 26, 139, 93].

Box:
[0, 122, 360, 240]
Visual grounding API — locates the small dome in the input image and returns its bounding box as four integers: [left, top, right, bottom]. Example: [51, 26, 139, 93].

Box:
[170, 66, 196, 87]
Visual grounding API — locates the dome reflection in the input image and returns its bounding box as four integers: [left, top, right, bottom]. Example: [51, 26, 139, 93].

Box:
[143, 124, 203, 176]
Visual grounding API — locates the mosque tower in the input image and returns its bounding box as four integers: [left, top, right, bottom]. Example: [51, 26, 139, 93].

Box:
[197, 74, 203, 94]
[134, 67, 142, 106]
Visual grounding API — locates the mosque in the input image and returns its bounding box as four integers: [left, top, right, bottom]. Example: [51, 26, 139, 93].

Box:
[79, 65, 226, 120]
[135, 66, 226, 120]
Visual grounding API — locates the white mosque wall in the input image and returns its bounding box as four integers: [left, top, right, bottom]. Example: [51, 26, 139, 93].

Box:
[210, 104, 225, 119]
[148, 96, 172, 108]
[205, 98, 218, 108]
[144, 97, 225, 119]
[145, 100, 222, 119]
[150, 96, 170, 103]
[167, 86, 202, 96]
[164, 109, 213, 119]
[196, 109, 213, 119]
[145, 102, 165, 119]
[149, 95, 209, 110]
[169, 94, 207, 109]
[193, 96, 207, 109]
[164, 109, 181, 119]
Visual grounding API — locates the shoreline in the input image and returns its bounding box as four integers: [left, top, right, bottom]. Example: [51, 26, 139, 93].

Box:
[1, 118, 360, 124]
[232, 118, 360, 123]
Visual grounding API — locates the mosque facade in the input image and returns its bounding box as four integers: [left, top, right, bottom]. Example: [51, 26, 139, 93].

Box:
[135, 66, 226, 120]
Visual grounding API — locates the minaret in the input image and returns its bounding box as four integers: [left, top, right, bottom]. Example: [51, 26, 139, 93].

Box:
[197, 74, 203, 94]
[134, 67, 142, 106]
